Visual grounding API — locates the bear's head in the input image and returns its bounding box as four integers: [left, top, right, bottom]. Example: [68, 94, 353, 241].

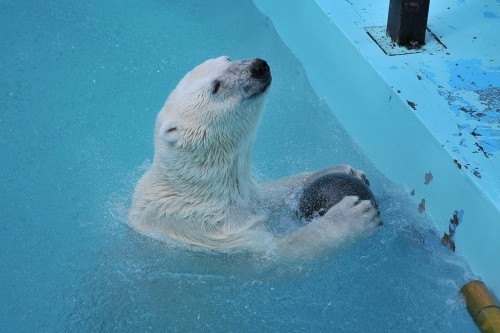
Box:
[152, 56, 272, 200]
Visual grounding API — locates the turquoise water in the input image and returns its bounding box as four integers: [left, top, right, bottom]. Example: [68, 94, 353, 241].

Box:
[0, 0, 478, 331]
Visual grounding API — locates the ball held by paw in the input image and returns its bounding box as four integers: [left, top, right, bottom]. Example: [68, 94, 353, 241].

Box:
[297, 173, 378, 221]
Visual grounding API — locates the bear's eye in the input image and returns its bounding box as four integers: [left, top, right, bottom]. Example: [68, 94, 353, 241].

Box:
[212, 80, 221, 94]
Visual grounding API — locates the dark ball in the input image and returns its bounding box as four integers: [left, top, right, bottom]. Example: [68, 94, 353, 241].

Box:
[297, 173, 377, 221]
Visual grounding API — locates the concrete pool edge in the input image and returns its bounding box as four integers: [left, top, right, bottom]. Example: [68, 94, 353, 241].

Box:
[253, 0, 500, 297]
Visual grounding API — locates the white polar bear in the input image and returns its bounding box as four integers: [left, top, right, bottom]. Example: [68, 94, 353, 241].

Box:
[129, 56, 381, 258]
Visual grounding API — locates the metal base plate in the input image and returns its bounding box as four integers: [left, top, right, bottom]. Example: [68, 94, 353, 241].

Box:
[365, 26, 447, 56]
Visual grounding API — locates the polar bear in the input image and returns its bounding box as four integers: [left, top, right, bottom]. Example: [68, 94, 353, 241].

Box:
[129, 56, 381, 258]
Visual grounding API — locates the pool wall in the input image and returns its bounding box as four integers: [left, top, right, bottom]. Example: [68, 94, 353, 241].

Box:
[253, 0, 500, 297]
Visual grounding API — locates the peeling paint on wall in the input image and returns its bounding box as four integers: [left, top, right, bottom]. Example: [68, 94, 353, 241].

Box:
[418, 198, 426, 213]
[424, 171, 433, 185]
[445, 60, 500, 157]
[441, 210, 464, 252]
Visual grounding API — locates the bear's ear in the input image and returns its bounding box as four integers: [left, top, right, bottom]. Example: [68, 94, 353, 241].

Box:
[159, 121, 179, 144]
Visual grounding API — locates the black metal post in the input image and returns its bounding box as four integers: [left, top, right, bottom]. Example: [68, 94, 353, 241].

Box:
[387, 0, 431, 48]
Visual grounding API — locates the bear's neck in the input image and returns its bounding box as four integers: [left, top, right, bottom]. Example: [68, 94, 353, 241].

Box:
[156, 140, 256, 204]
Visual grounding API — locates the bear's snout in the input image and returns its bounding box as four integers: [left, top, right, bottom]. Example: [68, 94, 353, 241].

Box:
[250, 59, 270, 81]
[247, 58, 271, 96]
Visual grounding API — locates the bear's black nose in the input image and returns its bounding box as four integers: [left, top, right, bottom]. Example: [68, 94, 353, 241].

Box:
[250, 59, 270, 81]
